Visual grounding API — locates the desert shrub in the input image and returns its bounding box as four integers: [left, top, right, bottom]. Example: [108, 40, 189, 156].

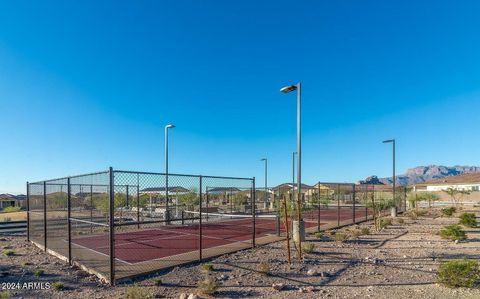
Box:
[126, 286, 151, 299]
[350, 229, 362, 239]
[314, 232, 322, 239]
[2, 206, 21, 213]
[441, 207, 456, 217]
[34, 269, 44, 277]
[201, 263, 214, 272]
[2, 249, 14, 257]
[361, 227, 371, 235]
[334, 233, 348, 243]
[0, 291, 11, 299]
[440, 225, 467, 241]
[437, 259, 480, 288]
[198, 278, 218, 295]
[153, 278, 162, 286]
[52, 282, 64, 291]
[417, 209, 428, 216]
[459, 213, 478, 228]
[395, 218, 405, 225]
[302, 242, 315, 253]
[379, 218, 392, 229]
[258, 262, 271, 275]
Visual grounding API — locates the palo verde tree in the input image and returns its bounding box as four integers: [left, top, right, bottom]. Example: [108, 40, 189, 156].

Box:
[443, 187, 471, 207]
[365, 192, 397, 231]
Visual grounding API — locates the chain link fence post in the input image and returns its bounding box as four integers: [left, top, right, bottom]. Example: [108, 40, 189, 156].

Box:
[26, 182, 30, 242]
[43, 181, 47, 252]
[199, 175, 203, 261]
[108, 167, 115, 286]
[67, 177, 72, 265]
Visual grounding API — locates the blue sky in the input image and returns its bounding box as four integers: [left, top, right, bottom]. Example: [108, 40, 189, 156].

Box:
[1, 1, 480, 194]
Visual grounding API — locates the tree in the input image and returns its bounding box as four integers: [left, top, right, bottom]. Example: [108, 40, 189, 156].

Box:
[443, 188, 471, 207]
[420, 192, 440, 208]
[365, 192, 397, 231]
[177, 191, 199, 211]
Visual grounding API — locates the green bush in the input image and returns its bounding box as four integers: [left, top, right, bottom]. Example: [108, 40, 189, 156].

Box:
[2, 249, 14, 257]
[441, 207, 456, 217]
[201, 263, 214, 272]
[302, 242, 315, 253]
[153, 278, 162, 286]
[0, 291, 11, 299]
[198, 278, 218, 295]
[459, 213, 478, 228]
[126, 286, 151, 299]
[2, 206, 21, 213]
[334, 233, 348, 243]
[440, 225, 467, 241]
[34, 269, 44, 277]
[52, 282, 64, 291]
[314, 232, 322, 239]
[437, 259, 480, 288]
[258, 262, 271, 275]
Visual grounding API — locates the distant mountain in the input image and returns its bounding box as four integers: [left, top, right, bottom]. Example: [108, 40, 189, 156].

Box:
[362, 165, 480, 186]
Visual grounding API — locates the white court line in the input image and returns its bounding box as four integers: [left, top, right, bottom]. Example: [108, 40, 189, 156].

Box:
[64, 239, 133, 265]
[126, 234, 255, 266]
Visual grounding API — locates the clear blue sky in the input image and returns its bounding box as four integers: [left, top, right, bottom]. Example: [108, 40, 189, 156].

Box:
[1, 1, 480, 194]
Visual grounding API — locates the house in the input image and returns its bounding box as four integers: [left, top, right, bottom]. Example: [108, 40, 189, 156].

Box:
[413, 172, 480, 192]
[271, 183, 314, 195]
[0, 194, 26, 209]
[140, 186, 191, 196]
[205, 187, 241, 195]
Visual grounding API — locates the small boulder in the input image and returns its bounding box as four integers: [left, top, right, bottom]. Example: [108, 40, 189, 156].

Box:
[306, 269, 317, 276]
[272, 283, 285, 291]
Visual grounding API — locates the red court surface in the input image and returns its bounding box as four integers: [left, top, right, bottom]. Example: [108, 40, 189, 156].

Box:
[72, 210, 366, 264]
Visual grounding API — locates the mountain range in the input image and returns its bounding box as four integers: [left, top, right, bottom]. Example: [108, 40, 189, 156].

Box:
[360, 165, 480, 186]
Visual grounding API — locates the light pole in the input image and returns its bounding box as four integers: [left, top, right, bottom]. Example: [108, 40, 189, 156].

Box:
[383, 139, 396, 217]
[165, 124, 175, 222]
[280, 82, 304, 258]
[261, 158, 268, 209]
[292, 152, 297, 197]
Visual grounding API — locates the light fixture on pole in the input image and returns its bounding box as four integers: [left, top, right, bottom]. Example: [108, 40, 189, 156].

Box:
[382, 139, 396, 217]
[280, 82, 304, 259]
[165, 124, 176, 223]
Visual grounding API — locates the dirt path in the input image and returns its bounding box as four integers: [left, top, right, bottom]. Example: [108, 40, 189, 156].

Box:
[1, 209, 479, 298]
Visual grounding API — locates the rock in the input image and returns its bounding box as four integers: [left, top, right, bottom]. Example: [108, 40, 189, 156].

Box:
[300, 286, 315, 293]
[272, 283, 285, 291]
[187, 294, 199, 299]
[319, 272, 330, 278]
[179, 293, 188, 299]
[307, 269, 317, 276]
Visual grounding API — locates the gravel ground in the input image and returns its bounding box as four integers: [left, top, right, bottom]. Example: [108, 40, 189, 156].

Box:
[1, 208, 479, 299]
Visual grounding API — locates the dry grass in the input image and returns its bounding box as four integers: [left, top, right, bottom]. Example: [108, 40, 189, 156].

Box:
[0, 212, 26, 221]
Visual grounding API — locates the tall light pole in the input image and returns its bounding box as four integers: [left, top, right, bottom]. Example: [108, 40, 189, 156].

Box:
[292, 152, 297, 197]
[165, 124, 176, 222]
[261, 158, 268, 208]
[383, 139, 396, 216]
[280, 82, 303, 258]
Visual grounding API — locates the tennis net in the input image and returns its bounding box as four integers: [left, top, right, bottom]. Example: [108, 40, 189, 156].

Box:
[183, 210, 281, 236]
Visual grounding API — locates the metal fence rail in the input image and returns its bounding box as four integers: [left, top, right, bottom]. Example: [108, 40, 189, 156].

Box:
[27, 169, 407, 285]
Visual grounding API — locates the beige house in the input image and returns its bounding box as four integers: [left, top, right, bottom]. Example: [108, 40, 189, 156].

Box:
[413, 173, 480, 192]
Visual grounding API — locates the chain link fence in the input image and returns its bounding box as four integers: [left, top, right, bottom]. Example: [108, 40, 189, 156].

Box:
[27, 170, 407, 284]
